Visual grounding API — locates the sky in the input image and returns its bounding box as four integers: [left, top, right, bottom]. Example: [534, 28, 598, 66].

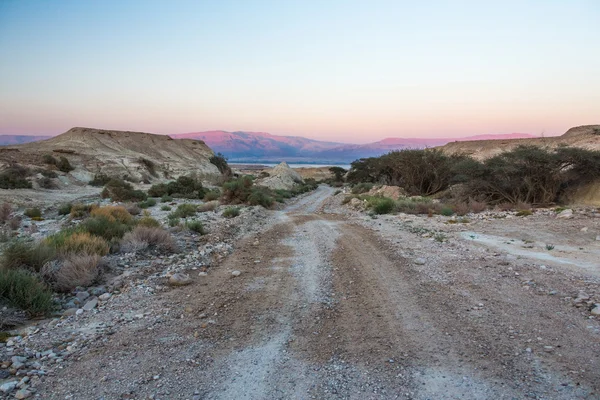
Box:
[0, 0, 598, 144]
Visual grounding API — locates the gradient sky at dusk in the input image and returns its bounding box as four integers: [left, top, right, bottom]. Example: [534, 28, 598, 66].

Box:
[0, 0, 598, 143]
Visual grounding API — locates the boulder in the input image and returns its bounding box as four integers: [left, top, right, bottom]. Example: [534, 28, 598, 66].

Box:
[169, 273, 192, 286]
[556, 209, 574, 219]
[259, 162, 304, 190]
[367, 185, 407, 200]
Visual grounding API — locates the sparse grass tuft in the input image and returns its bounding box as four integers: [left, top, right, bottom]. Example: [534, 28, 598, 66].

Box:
[222, 207, 240, 218]
[160, 205, 171, 211]
[138, 198, 157, 209]
[121, 226, 177, 253]
[48, 254, 102, 292]
[516, 209, 533, 217]
[1, 241, 56, 272]
[0, 269, 54, 315]
[169, 203, 198, 218]
[185, 220, 205, 234]
[24, 208, 42, 218]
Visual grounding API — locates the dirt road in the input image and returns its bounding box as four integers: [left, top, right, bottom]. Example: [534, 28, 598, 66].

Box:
[40, 186, 599, 399]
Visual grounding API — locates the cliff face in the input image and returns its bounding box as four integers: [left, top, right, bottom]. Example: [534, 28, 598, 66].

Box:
[0, 127, 221, 184]
[439, 125, 600, 160]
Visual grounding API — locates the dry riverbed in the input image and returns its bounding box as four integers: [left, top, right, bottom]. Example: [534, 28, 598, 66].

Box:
[1, 186, 600, 399]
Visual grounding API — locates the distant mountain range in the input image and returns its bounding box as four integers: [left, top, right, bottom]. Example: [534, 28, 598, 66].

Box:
[170, 131, 539, 163]
[0, 131, 539, 163]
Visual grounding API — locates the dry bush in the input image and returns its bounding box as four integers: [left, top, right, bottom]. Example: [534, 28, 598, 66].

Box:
[50, 254, 101, 292]
[8, 217, 20, 230]
[0, 202, 12, 223]
[91, 205, 133, 224]
[137, 216, 161, 228]
[453, 201, 470, 216]
[70, 203, 96, 219]
[121, 226, 177, 253]
[60, 232, 109, 256]
[198, 201, 218, 213]
[468, 199, 487, 213]
[126, 203, 141, 216]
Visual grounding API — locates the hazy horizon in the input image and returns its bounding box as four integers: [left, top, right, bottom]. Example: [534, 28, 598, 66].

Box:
[1, 1, 598, 143]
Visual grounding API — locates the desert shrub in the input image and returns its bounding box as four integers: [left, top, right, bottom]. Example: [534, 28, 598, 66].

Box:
[139, 158, 158, 177]
[137, 216, 161, 228]
[440, 206, 454, 216]
[364, 197, 395, 214]
[258, 171, 270, 178]
[91, 206, 133, 224]
[222, 207, 240, 218]
[0, 203, 12, 223]
[210, 152, 232, 176]
[352, 183, 374, 195]
[329, 166, 347, 182]
[248, 186, 275, 208]
[121, 226, 177, 253]
[161, 194, 173, 203]
[89, 173, 112, 187]
[24, 208, 42, 218]
[0, 269, 54, 315]
[167, 215, 180, 227]
[0, 164, 32, 189]
[43, 154, 57, 165]
[49, 254, 102, 292]
[79, 216, 132, 241]
[8, 217, 20, 230]
[170, 203, 198, 218]
[160, 205, 171, 211]
[203, 189, 220, 201]
[468, 199, 487, 213]
[70, 203, 95, 219]
[57, 156, 74, 173]
[516, 209, 533, 217]
[221, 175, 254, 204]
[185, 220, 205, 234]
[395, 197, 434, 214]
[1, 240, 56, 272]
[274, 189, 293, 203]
[58, 232, 109, 256]
[40, 169, 58, 178]
[102, 178, 147, 202]
[452, 202, 470, 216]
[38, 177, 57, 189]
[198, 201, 218, 212]
[138, 198, 157, 209]
[341, 195, 356, 205]
[148, 175, 206, 199]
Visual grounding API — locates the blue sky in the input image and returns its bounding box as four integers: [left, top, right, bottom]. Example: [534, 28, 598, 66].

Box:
[0, 0, 598, 142]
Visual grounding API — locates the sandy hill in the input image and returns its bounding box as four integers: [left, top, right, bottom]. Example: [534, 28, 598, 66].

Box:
[0, 127, 220, 185]
[440, 125, 600, 160]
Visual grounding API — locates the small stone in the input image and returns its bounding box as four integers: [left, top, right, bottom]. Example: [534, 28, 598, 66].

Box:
[14, 389, 32, 399]
[98, 293, 112, 301]
[414, 258, 426, 265]
[591, 305, 600, 316]
[580, 227, 588, 232]
[596, 235, 600, 241]
[543, 346, 554, 352]
[0, 381, 18, 393]
[63, 308, 78, 317]
[75, 291, 90, 302]
[198, 272, 208, 277]
[11, 356, 27, 364]
[169, 273, 192, 286]
[525, 348, 532, 353]
[556, 209, 574, 219]
[75, 309, 84, 316]
[0, 370, 9, 379]
[82, 297, 98, 311]
[231, 270, 241, 277]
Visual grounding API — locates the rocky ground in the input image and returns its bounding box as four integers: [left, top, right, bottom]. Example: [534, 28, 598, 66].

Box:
[1, 186, 600, 399]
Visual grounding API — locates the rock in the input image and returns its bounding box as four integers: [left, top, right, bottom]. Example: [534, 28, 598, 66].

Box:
[75, 291, 90, 302]
[198, 271, 208, 277]
[349, 197, 364, 210]
[75, 309, 84, 316]
[414, 258, 426, 265]
[82, 297, 98, 311]
[258, 162, 304, 190]
[580, 227, 588, 232]
[62, 308, 78, 317]
[0, 370, 9, 379]
[11, 356, 27, 364]
[543, 346, 554, 352]
[596, 235, 600, 241]
[591, 305, 600, 316]
[367, 185, 407, 200]
[0, 381, 17, 393]
[14, 389, 32, 399]
[89, 286, 107, 296]
[98, 293, 112, 301]
[231, 270, 241, 277]
[556, 209, 574, 219]
[168, 273, 192, 286]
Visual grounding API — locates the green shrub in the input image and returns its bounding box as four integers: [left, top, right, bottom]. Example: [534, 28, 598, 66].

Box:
[167, 215, 180, 227]
[58, 203, 72, 216]
[161, 194, 173, 203]
[102, 178, 147, 202]
[161, 205, 172, 211]
[24, 208, 42, 218]
[43, 154, 57, 165]
[516, 209, 533, 217]
[138, 198, 157, 209]
[0, 164, 32, 189]
[210, 152, 231, 176]
[0, 269, 54, 315]
[137, 216, 161, 228]
[57, 156, 74, 173]
[185, 220, 205, 234]
[89, 173, 112, 187]
[367, 197, 395, 214]
[440, 207, 454, 216]
[222, 207, 240, 218]
[40, 169, 58, 178]
[148, 176, 206, 199]
[395, 197, 434, 214]
[170, 203, 198, 218]
[203, 189, 220, 201]
[248, 186, 275, 208]
[69, 203, 94, 219]
[79, 216, 132, 241]
[138, 158, 158, 177]
[222, 176, 254, 204]
[1, 241, 56, 272]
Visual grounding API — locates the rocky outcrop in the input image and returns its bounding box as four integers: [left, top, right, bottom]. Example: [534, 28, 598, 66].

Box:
[367, 185, 407, 200]
[258, 162, 304, 190]
[0, 127, 221, 186]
